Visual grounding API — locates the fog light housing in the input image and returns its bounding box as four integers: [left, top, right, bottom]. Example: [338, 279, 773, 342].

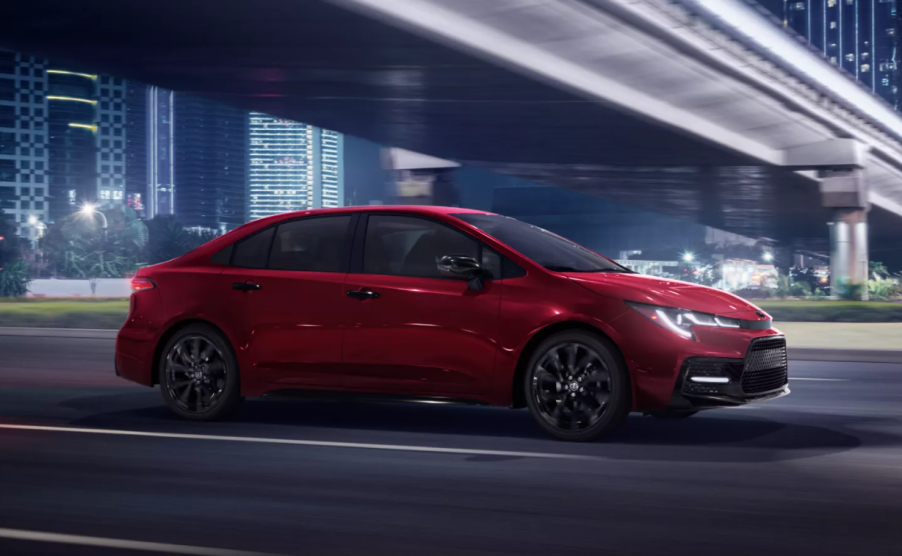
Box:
[681, 357, 743, 396]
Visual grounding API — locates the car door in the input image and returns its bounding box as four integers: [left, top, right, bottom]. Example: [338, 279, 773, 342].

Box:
[219, 214, 355, 388]
[341, 213, 502, 396]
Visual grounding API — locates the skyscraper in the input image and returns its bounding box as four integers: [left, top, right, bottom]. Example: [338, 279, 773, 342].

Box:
[125, 82, 147, 217]
[0, 50, 48, 241]
[248, 113, 314, 218]
[92, 74, 128, 208]
[126, 85, 176, 219]
[762, 0, 899, 108]
[173, 94, 248, 232]
[248, 113, 343, 219]
[0, 47, 129, 242]
[320, 129, 344, 208]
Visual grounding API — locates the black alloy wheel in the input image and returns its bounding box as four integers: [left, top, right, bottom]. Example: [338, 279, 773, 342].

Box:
[525, 331, 630, 441]
[160, 324, 242, 420]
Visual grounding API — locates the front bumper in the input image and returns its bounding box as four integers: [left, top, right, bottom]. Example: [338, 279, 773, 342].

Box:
[665, 336, 790, 410]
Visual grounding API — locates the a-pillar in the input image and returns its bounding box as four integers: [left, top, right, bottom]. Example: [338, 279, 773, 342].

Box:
[820, 169, 869, 300]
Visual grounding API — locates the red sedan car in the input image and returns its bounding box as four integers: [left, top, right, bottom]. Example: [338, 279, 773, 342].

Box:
[116, 206, 788, 441]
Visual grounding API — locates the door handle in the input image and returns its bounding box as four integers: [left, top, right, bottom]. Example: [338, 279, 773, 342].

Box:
[232, 281, 262, 292]
[347, 289, 380, 300]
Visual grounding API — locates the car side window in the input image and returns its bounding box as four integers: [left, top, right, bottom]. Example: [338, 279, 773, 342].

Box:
[268, 216, 351, 272]
[232, 227, 275, 269]
[363, 215, 480, 279]
[210, 244, 233, 265]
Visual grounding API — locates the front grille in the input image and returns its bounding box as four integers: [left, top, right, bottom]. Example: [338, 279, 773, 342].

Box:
[741, 337, 788, 395]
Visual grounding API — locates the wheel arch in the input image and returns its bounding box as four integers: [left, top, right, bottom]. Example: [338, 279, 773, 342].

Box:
[510, 321, 629, 409]
[150, 318, 234, 386]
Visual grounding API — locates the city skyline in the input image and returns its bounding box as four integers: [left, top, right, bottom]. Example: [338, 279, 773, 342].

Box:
[759, 0, 900, 108]
[1, 46, 346, 239]
[248, 114, 344, 219]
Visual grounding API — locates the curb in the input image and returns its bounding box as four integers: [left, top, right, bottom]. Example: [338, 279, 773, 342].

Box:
[787, 348, 902, 364]
[0, 327, 117, 339]
[0, 328, 900, 363]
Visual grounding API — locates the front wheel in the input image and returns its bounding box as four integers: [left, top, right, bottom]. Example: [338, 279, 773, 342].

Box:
[159, 324, 243, 421]
[524, 331, 631, 442]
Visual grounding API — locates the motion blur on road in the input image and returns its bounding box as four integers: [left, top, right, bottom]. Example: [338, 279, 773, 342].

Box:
[3, 0, 902, 554]
[1, 334, 901, 556]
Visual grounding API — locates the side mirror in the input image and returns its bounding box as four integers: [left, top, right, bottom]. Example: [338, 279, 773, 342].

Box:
[438, 255, 484, 291]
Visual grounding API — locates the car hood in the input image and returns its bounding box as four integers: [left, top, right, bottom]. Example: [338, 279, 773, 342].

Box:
[566, 272, 766, 317]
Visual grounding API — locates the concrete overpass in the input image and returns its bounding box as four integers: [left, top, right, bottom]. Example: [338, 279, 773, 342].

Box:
[2, 0, 902, 291]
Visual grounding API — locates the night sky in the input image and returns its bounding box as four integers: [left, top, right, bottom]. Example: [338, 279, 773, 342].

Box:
[754, 0, 784, 20]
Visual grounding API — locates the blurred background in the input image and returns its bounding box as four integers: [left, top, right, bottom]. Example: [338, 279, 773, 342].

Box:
[0, 1, 901, 555]
[0, 0, 900, 309]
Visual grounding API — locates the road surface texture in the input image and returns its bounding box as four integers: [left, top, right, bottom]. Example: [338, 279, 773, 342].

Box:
[0, 336, 900, 556]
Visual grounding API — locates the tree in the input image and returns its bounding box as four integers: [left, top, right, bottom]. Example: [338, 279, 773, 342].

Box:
[185, 227, 219, 252]
[791, 266, 827, 295]
[0, 209, 24, 269]
[870, 261, 890, 279]
[146, 216, 191, 264]
[0, 210, 30, 297]
[145, 216, 219, 265]
[0, 259, 30, 297]
[41, 205, 148, 279]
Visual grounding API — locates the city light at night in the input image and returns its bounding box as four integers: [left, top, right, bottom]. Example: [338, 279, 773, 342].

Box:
[0, 1, 901, 555]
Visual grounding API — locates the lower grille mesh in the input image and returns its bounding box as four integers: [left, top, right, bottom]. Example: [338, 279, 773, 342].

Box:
[742, 337, 788, 394]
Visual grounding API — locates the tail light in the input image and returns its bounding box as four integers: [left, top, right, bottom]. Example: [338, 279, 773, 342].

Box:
[130, 277, 155, 293]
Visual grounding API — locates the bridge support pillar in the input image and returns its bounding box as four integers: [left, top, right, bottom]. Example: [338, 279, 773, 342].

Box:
[820, 169, 869, 300]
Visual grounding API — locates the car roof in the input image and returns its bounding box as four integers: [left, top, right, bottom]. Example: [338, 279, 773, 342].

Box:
[274, 205, 493, 218]
[235, 205, 494, 231]
[193, 205, 496, 256]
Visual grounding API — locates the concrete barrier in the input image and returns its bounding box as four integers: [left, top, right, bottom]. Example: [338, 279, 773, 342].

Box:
[26, 279, 131, 298]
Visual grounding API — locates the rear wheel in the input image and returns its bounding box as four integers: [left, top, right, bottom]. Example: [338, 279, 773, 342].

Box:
[159, 324, 242, 421]
[524, 331, 631, 442]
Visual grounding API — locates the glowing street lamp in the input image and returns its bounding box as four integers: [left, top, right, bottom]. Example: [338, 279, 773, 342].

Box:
[79, 203, 108, 239]
[27, 215, 47, 239]
[762, 252, 774, 262]
[682, 252, 695, 263]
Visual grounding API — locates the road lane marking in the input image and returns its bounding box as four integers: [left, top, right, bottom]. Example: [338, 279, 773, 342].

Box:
[0, 527, 286, 555]
[790, 378, 849, 382]
[0, 424, 599, 461]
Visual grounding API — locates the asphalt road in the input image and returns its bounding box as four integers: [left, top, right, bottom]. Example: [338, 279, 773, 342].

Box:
[0, 336, 900, 556]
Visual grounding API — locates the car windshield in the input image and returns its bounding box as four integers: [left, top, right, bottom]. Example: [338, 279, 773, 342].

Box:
[454, 213, 631, 273]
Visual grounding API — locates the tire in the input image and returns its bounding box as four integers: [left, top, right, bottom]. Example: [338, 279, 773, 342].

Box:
[524, 330, 631, 442]
[649, 410, 699, 419]
[159, 324, 243, 421]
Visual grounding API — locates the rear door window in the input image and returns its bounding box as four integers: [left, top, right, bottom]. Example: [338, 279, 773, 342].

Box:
[232, 227, 275, 269]
[268, 216, 351, 272]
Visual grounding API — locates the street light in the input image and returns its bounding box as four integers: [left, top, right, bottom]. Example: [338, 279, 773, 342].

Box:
[682, 252, 695, 263]
[27, 215, 47, 244]
[762, 252, 774, 262]
[80, 203, 108, 240]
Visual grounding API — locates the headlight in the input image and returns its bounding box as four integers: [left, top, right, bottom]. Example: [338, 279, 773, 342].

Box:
[628, 302, 740, 339]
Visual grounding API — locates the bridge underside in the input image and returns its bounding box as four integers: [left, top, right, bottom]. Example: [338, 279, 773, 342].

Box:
[1, 0, 899, 259]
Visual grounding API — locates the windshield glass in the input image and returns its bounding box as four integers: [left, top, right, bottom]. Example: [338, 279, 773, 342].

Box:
[454, 214, 630, 273]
